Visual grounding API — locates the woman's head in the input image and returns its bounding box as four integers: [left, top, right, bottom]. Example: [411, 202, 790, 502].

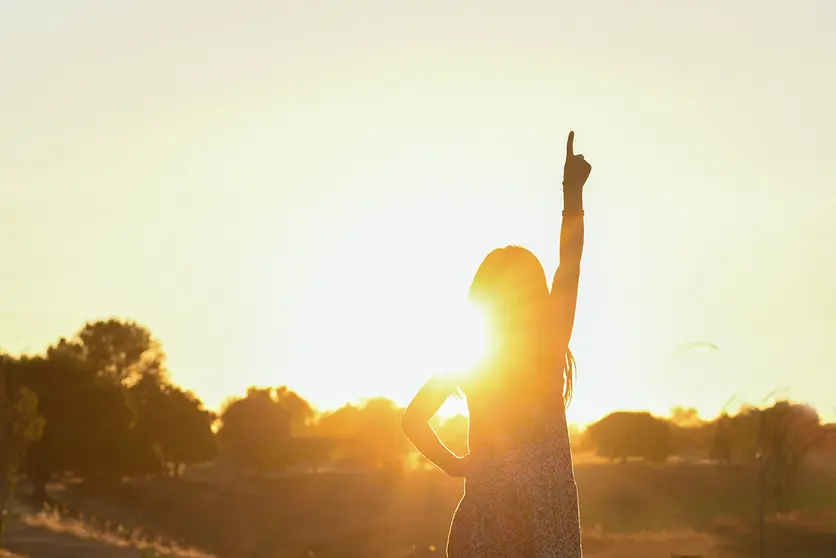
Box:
[467, 245, 575, 407]
[468, 246, 550, 335]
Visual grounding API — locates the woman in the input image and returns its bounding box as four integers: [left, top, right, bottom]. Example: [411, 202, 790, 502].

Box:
[402, 131, 591, 557]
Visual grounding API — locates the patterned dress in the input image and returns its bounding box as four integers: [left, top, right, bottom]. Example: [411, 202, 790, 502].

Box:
[444, 210, 585, 557]
[446, 401, 582, 557]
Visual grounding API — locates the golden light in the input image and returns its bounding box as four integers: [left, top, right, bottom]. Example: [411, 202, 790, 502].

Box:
[433, 300, 491, 380]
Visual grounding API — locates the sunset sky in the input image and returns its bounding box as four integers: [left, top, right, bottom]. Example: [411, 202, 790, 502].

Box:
[2, 1, 835, 425]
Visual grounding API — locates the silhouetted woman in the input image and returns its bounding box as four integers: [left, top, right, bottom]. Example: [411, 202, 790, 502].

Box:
[402, 131, 591, 557]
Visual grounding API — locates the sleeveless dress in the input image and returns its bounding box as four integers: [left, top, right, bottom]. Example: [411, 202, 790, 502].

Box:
[446, 401, 582, 557]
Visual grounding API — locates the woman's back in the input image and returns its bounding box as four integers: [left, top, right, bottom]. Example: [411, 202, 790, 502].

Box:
[450, 356, 581, 558]
[461, 348, 568, 456]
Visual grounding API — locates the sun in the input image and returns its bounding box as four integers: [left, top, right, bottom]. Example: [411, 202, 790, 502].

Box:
[432, 300, 491, 379]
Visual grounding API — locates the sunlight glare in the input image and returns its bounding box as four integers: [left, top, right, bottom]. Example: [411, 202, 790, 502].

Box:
[435, 301, 491, 379]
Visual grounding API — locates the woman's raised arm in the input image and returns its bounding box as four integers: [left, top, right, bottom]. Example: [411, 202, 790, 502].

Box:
[551, 131, 591, 349]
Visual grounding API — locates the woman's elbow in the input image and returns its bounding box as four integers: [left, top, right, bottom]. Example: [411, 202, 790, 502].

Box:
[401, 411, 423, 437]
[400, 411, 412, 433]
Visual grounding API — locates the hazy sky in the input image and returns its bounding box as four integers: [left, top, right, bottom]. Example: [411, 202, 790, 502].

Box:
[2, 1, 835, 424]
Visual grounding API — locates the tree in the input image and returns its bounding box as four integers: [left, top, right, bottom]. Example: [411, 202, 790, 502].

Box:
[217, 388, 292, 475]
[727, 405, 762, 462]
[162, 387, 217, 472]
[355, 398, 412, 471]
[132, 375, 217, 475]
[669, 407, 701, 428]
[0, 372, 45, 550]
[6, 321, 212, 495]
[587, 411, 673, 464]
[568, 424, 593, 453]
[13, 351, 138, 498]
[758, 401, 824, 512]
[55, 375, 138, 484]
[315, 404, 363, 439]
[708, 401, 825, 511]
[62, 319, 167, 385]
[315, 398, 411, 471]
[709, 413, 733, 464]
[274, 386, 316, 436]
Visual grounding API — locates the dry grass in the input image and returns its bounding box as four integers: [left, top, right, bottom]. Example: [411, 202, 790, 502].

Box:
[19, 508, 214, 558]
[3, 500, 215, 558]
[12, 460, 833, 558]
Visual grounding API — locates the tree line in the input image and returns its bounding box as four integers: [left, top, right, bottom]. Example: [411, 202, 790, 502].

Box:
[1, 318, 832, 516]
[0, 319, 421, 499]
[1, 320, 217, 503]
[580, 403, 829, 512]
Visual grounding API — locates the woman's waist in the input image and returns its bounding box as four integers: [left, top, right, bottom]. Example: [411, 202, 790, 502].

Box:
[469, 411, 568, 448]
[464, 441, 576, 493]
[469, 431, 569, 465]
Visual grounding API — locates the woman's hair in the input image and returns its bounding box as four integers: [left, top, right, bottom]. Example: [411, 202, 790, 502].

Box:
[467, 245, 575, 408]
[562, 347, 576, 408]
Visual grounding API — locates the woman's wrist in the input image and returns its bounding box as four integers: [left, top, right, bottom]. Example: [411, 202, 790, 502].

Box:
[445, 454, 470, 478]
[443, 452, 463, 472]
[563, 187, 584, 213]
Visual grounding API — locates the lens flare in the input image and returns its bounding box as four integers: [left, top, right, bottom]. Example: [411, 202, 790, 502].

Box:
[436, 301, 491, 378]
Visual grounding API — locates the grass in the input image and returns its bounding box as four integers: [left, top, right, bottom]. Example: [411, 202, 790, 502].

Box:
[4, 456, 834, 557]
[2, 499, 213, 558]
[18, 508, 212, 558]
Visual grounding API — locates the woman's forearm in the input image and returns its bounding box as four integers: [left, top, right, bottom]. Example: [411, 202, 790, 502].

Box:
[560, 188, 585, 267]
[403, 422, 461, 474]
[550, 186, 584, 343]
[550, 131, 590, 347]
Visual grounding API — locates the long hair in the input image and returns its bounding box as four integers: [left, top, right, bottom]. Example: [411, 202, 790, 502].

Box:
[467, 245, 575, 408]
[562, 348, 576, 408]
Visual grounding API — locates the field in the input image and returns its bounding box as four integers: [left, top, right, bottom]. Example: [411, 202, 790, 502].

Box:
[4, 457, 836, 558]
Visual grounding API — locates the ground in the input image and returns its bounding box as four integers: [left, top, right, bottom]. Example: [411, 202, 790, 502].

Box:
[2, 458, 835, 557]
[2, 501, 210, 558]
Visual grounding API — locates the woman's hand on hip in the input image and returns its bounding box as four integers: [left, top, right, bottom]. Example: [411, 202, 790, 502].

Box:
[446, 454, 473, 478]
